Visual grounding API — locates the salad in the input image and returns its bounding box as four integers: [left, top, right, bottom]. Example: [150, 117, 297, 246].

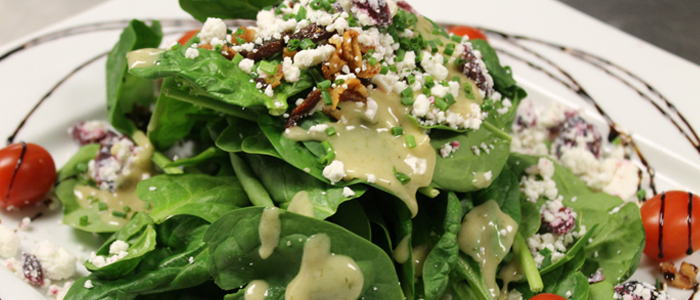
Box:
[0, 0, 695, 300]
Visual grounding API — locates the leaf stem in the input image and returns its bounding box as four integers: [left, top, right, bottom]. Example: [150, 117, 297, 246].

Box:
[453, 253, 493, 300]
[514, 231, 543, 293]
[482, 121, 512, 142]
[229, 152, 275, 208]
[151, 151, 183, 174]
[418, 187, 440, 198]
[164, 87, 258, 122]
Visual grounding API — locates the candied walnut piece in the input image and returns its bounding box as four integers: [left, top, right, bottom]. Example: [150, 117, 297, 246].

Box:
[660, 261, 699, 290]
[324, 30, 380, 80]
[263, 65, 285, 88]
[285, 90, 323, 128]
[352, 0, 392, 27]
[231, 26, 257, 44]
[22, 253, 44, 286]
[328, 78, 368, 109]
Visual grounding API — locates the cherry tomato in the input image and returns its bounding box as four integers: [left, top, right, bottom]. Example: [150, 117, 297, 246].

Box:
[448, 25, 488, 42]
[178, 30, 199, 45]
[0, 143, 56, 210]
[640, 191, 700, 261]
[530, 293, 567, 300]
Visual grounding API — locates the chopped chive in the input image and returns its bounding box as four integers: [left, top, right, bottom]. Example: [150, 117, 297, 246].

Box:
[300, 38, 316, 50]
[463, 82, 475, 99]
[334, 79, 345, 85]
[368, 57, 377, 66]
[235, 37, 246, 45]
[399, 37, 411, 50]
[295, 6, 307, 21]
[416, 51, 425, 63]
[259, 60, 278, 75]
[407, 75, 415, 85]
[282, 14, 292, 21]
[321, 0, 333, 12]
[79, 216, 88, 226]
[214, 44, 223, 52]
[395, 49, 406, 62]
[637, 189, 647, 201]
[481, 98, 494, 112]
[434, 39, 443, 46]
[405, 135, 416, 148]
[422, 87, 431, 95]
[451, 34, 463, 43]
[145, 202, 153, 210]
[112, 211, 127, 218]
[364, 49, 375, 58]
[234, 27, 245, 36]
[123, 206, 131, 213]
[380, 65, 389, 74]
[348, 14, 357, 27]
[443, 56, 448, 64]
[98, 202, 108, 212]
[435, 98, 449, 111]
[275, 5, 285, 15]
[391, 126, 404, 136]
[443, 45, 455, 56]
[452, 75, 461, 83]
[321, 90, 332, 105]
[325, 127, 337, 136]
[445, 93, 456, 105]
[389, 65, 398, 73]
[317, 80, 332, 90]
[394, 167, 411, 185]
[287, 39, 300, 51]
[454, 57, 465, 66]
[87, 196, 98, 204]
[310, 0, 322, 10]
[428, 40, 438, 53]
[401, 87, 414, 105]
[232, 53, 244, 64]
[320, 140, 336, 163]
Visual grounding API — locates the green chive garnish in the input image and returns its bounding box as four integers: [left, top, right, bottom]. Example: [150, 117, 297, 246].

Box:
[368, 57, 377, 66]
[295, 6, 307, 21]
[407, 75, 416, 85]
[98, 202, 108, 212]
[380, 66, 389, 75]
[287, 39, 300, 51]
[405, 135, 416, 148]
[451, 34, 463, 43]
[400, 87, 414, 105]
[235, 37, 246, 45]
[300, 38, 315, 50]
[394, 167, 411, 185]
[321, 90, 332, 105]
[317, 80, 332, 90]
[234, 27, 245, 36]
[320, 140, 336, 164]
[79, 216, 88, 226]
[112, 211, 127, 219]
[123, 206, 131, 213]
[391, 127, 404, 136]
[325, 127, 337, 136]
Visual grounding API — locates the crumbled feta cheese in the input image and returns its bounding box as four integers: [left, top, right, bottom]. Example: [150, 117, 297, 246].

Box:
[323, 160, 346, 184]
[0, 225, 19, 258]
[84, 280, 94, 289]
[439, 142, 457, 158]
[342, 187, 355, 197]
[282, 57, 301, 82]
[188, 256, 195, 264]
[420, 51, 449, 81]
[411, 94, 430, 117]
[366, 174, 377, 183]
[19, 217, 32, 231]
[309, 124, 329, 132]
[197, 17, 228, 44]
[365, 98, 379, 121]
[109, 240, 129, 255]
[33, 241, 77, 280]
[430, 84, 450, 98]
[185, 48, 199, 59]
[238, 58, 255, 74]
[264, 85, 274, 98]
[293, 45, 336, 69]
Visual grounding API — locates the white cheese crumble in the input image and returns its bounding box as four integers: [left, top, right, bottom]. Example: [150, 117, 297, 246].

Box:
[0, 225, 19, 258]
[185, 48, 199, 59]
[197, 17, 228, 44]
[322, 160, 346, 184]
[342, 187, 355, 197]
[420, 51, 449, 81]
[19, 217, 32, 231]
[33, 241, 77, 280]
[84, 279, 94, 289]
[238, 58, 255, 74]
[293, 45, 336, 69]
[520, 158, 558, 201]
[282, 57, 301, 82]
[366, 174, 377, 183]
[411, 94, 430, 117]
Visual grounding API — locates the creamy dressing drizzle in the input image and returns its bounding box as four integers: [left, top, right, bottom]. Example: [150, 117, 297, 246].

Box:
[283, 127, 328, 142]
[457, 200, 518, 298]
[393, 235, 411, 264]
[126, 48, 164, 69]
[287, 191, 315, 217]
[74, 131, 155, 227]
[259, 207, 282, 259]
[245, 280, 270, 300]
[498, 256, 524, 300]
[412, 243, 431, 277]
[285, 233, 364, 300]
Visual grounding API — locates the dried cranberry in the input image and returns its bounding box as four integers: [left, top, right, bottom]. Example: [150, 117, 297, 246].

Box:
[550, 115, 602, 158]
[352, 0, 392, 27]
[541, 207, 577, 235]
[70, 121, 112, 145]
[614, 280, 672, 300]
[588, 268, 605, 284]
[456, 44, 494, 98]
[22, 253, 44, 286]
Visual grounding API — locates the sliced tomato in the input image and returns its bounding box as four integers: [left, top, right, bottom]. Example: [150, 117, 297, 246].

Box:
[641, 191, 700, 261]
[178, 30, 199, 45]
[448, 25, 488, 42]
[0, 143, 56, 210]
[530, 293, 567, 300]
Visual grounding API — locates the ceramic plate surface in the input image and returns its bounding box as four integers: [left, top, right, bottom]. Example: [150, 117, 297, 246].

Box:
[1, 0, 699, 299]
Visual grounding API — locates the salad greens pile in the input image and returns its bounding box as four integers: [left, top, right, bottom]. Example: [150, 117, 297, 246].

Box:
[57, 1, 644, 299]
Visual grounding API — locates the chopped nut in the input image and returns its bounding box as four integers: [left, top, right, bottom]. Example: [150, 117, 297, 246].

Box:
[660, 261, 699, 290]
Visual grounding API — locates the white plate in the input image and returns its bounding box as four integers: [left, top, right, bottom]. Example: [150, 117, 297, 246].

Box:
[1, 0, 699, 299]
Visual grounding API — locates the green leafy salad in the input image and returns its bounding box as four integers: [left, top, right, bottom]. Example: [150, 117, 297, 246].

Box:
[55, 0, 646, 299]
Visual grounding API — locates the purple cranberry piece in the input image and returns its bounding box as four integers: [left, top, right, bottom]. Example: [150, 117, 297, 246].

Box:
[588, 268, 605, 283]
[22, 253, 44, 286]
[614, 280, 671, 300]
[71, 121, 111, 145]
[542, 207, 577, 235]
[352, 0, 392, 27]
[457, 44, 494, 98]
[550, 115, 602, 158]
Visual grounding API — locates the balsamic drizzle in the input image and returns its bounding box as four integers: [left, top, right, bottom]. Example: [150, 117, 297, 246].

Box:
[659, 192, 666, 259]
[5, 142, 27, 204]
[689, 192, 695, 255]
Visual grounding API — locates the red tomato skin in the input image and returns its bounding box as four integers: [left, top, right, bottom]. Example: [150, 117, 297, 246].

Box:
[640, 191, 700, 261]
[530, 293, 567, 300]
[178, 30, 199, 45]
[448, 25, 488, 42]
[0, 143, 56, 210]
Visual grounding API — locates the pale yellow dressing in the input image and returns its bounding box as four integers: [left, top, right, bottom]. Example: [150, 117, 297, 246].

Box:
[412, 243, 431, 277]
[74, 131, 155, 227]
[245, 280, 270, 300]
[457, 200, 518, 298]
[287, 191, 315, 217]
[283, 126, 328, 142]
[126, 48, 164, 69]
[258, 207, 281, 259]
[285, 233, 364, 300]
[393, 235, 411, 264]
[472, 171, 494, 189]
[498, 256, 524, 300]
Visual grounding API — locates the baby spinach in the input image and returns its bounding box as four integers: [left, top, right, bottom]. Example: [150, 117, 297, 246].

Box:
[205, 207, 404, 299]
[58, 179, 123, 233]
[107, 19, 162, 135]
[518, 198, 541, 239]
[148, 78, 205, 150]
[472, 167, 521, 223]
[228, 152, 275, 207]
[326, 200, 372, 240]
[452, 253, 492, 300]
[57, 143, 99, 182]
[135, 174, 250, 223]
[537, 225, 596, 275]
[422, 192, 462, 300]
[179, 0, 282, 22]
[85, 213, 157, 279]
[587, 282, 615, 300]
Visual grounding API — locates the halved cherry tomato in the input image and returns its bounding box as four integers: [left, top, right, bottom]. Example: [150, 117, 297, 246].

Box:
[0, 143, 56, 210]
[178, 29, 199, 45]
[530, 293, 567, 300]
[641, 191, 700, 261]
[448, 25, 488, 42]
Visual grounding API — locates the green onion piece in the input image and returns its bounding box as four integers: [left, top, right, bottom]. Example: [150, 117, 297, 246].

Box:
[441, 80, 449, 87]
[365, 49, 375, 57]
[389, 65, 398, 73]
[310, 0, 322, 10]
[321, 90, 332, 105]
[348, 14, 357, 27]
[463, 82, 475, 99]
[428, 40, 438, 53]
[481, 98, 494, 112]
[400, 87, 414, 106]
[275, 5, 285, 15]
[321, 140, 336, 164]
[454, 57, 465, 66]
[443, 56, 448, 64]
[405, 135, 416, 148]
[232, 53, 244, 64]
[123, 206, 131, 213]
[295, 6, 307, 21]
[395, 49, 406, 62]
[234, 27, 245, 36]
[98, 202, 108, 212]
[235, 37, 246, 45]
[434, 38, 444, 46]
[325, 127, 337, 136]
[416, 51, 425, 63]
[391, 126, 404, 136]
[317, 80, 332, 90]
[214, 44, 223, 52]
[445, 93, 456, 106]
[380, 66, 389, 75]
[259, 60, 278, 75]
[283, 14, 292, 21]
[300, 38, 316, 50]
[369, 57, 377, 66]
[452, 75, 461, 83]
[322, 0, 333, 12]
[422, 87, 431, 95]
[394, 167, 411, 185]
[76, 162, 88, 172]
[637, 189, 647, 201]
[444, 45, 455, 56]
[145, 202, 153, 210]
[451, 34, 463, 43]
[112, 211, 127, 219]
[407, 75, 416, 85]
[287, 39, 300, 51]
[399, 37, 411, 50]
[334, 79, 345, 85]
[79, 216, 88, 226]
[435, 98, 449, 111]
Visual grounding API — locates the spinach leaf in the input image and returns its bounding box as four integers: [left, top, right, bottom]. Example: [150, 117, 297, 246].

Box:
[58, 179, 122, 233]
[229, 152, 275, 207]
[107, 19, 162, 135]
[540, 250, 589, 300]
[179, 0, 282, 22]
[518, 198, 540, 239]
[135, 174, 250, 223]
[471, 39, 523, 100]
[507, 153, 592, 202]
[452, 253, 492, 300]
[215, 117, 281, 157]
[85, 213, 157, 279]
[422, 192, 462, 300]
[326, 200, 371, 240]
[538, 225, 596, 275]
[587, 282, 615, 300]
[205, 207, 404, 299]
[472, 167, 521, 223]
[58, 144, 99, 181]
[163, 146, 228, 168]
[148, 78, 204, 150]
